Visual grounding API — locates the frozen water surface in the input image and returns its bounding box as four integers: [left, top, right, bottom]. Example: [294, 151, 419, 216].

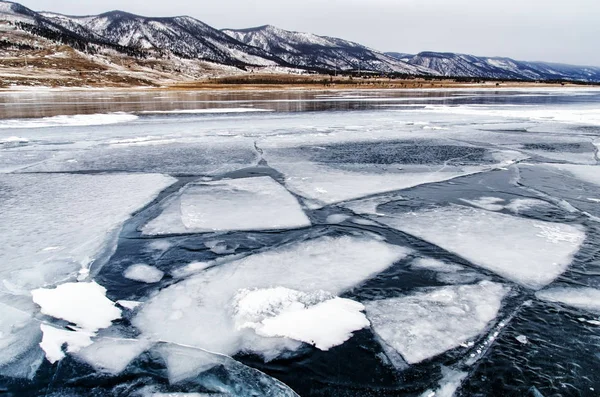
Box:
[143, 177, 311, 234]
[374, 205, 585, 289]
[1, 89, 600, 395]
[134, 236, 409, 359]
[366, 281, 510, 364]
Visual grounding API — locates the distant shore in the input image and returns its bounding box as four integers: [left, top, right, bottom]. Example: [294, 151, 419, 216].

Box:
[2, 73, 599, 93]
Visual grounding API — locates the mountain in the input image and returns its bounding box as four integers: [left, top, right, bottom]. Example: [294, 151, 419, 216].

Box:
[39, 11, 284, 67]
[387, 51, 600, 82]
[222, 25, 434, 75]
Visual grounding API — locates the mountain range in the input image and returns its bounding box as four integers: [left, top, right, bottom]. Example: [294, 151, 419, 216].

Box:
[1, 0, 599, 86]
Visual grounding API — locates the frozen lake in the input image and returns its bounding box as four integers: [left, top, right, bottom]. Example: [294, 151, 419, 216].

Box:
[1, 88, 600, 396]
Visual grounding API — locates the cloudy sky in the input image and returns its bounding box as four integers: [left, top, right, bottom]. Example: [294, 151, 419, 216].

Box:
[19, 0, 600, 66]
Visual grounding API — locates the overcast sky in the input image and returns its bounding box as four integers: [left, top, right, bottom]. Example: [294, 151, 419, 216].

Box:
[19, 0, 600, 66]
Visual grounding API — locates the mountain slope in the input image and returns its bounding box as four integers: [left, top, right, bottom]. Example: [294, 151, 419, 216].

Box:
[388, 51, 600, 82]
[223, 25, 435, 75]
[40, 10, 284, 67]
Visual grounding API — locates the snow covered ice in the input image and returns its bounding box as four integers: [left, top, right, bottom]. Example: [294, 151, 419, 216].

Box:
[124, 264, 165, 283]
[536, 287, 600, 313]
[365, 281, 510, 364]
[143, 176, 311, 234]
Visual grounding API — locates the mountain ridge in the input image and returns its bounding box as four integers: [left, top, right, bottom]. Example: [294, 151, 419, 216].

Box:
[1, 0, 599, 85]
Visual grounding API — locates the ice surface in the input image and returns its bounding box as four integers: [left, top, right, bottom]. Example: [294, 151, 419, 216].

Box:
[233, 287, 369, 351]
[141, 108, 272, 114]
[143, 177, 311, 234]
[421, 368, 468, 397]
[365, 281, 509, 364]
[411, 258, 464, 273]
[75, 338, 154, 374]
[377, 205, 585, 289]
[39, 324, 94, 364]
[536, 287, 600, 313]
[0, 299, 42, 376]
[460, 197, 505, 212]
[0, 173, 175, 294]
[423, 104, 600, 126]
[124, 264, 164, 283]
[117, 300, 143, 310]
[32, 282, 121, 332]
[543, 164, 600, 187]
[154, 343, 299, 396]
[272, 162, 485, 207]
[134, 236, 409, 359]
[0, 113, 138, 129]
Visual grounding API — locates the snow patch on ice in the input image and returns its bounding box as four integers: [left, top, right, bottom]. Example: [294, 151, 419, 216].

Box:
[117, 300, 142, 310]
[233, 287, 369, 351]
[0, 113, 138, 129]
[134, 236, 409, 359]
[39, 324, 93, 364]
[124, 264, 164, 284]
[366, 281, 509, 364]
[32, 282, 121, 333]
[536, 287, 600, 313]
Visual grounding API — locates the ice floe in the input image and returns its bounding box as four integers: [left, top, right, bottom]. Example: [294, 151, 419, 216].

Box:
[32, 282, 121, 332]
[0, 113, 138, 129]
[143, 177, 311, 234]
[536, 287, 600, 313]
[75, 338, 154, 374]
[134, 236, 409, 359]
[411, 258, 465, 273]
[273, 162, 483, 207]
[233, 287, 369, 351]
[460, 197, 505, 212]
[377, 205, 585, 289]
[124, 264, 164, 284]
[0, 173, 175, 294]
[365, 281, 510, 364]
[421, 367, 468, 397]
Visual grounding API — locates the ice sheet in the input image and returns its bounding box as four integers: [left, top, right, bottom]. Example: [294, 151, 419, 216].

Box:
[376, 205, 585, 289]
[273, 162, 484, 207]
[233, 288, 369, 351]
[32, 282, 121, 332]
[134, 236, 409, 359]
[141, 108, 272, 114]
[124, 264, 164, 283]
[143, 177, 311, 234]
[365, 281, 509, 364]
[0, 299, 42, 376]
[543, 164, 600, 187]
[423, 105, 600, 126]
[0, 173, 175, 294]
[0, 113, 138, 129]
[536, 287, 600, 313]
[75, 338, 154, 374]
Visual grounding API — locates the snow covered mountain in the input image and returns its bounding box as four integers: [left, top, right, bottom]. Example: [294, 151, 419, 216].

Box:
[39, 11, 284, 67]
[222, 25, 434, 75]
[388, 51, 600, 82]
